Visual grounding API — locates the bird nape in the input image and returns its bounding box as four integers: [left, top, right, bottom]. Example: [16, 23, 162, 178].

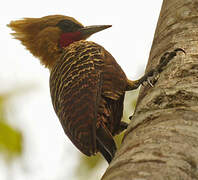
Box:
[8, 15, 185, 164]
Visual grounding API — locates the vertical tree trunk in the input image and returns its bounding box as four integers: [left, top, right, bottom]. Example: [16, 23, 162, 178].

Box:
[102, 0, 198, 179]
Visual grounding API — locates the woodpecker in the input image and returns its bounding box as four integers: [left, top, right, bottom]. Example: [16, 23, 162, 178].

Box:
[8, 15, 184, 163]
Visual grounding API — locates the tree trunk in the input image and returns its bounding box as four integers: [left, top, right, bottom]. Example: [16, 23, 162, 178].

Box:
[101, 0, 198, 179]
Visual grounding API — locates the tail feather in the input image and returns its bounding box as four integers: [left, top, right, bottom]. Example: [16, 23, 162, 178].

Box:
[96, 123, 116, 163]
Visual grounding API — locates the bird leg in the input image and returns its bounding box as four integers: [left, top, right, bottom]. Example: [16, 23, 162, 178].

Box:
[126, 48, 185, 91]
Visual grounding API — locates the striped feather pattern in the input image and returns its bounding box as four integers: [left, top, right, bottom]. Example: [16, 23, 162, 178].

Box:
[50, 40, 127, 156]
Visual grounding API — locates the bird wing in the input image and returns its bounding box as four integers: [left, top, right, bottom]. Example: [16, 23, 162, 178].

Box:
[50, 50, 102, 156]
[100, 47, 128, 100]
[50, 41, 128, 156]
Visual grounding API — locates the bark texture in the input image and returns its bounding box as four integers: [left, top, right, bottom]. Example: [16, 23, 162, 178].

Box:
[102, 0, 198, 179]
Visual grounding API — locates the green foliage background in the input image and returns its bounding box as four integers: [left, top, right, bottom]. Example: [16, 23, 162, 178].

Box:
[0, 94, 22, 161]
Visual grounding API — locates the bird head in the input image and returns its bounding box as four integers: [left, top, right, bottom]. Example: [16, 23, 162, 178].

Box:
[8, 15, 111, 69]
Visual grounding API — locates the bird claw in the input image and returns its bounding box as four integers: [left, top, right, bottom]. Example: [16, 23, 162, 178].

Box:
[128, 48, 185, 121]
[126, 48, 185, 91]
[141, 71, 159, 87]
[143, 48, 185, 87]
[147, 78, 154, 87]
[141, 79, 153, 87]
[157, 48, 185, 73]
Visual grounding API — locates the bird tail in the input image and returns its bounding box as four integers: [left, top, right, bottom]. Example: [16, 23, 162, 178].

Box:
[96, 123, 116, 163]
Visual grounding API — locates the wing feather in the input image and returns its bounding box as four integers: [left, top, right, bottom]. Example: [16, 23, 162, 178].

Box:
[50, 42, 102, 155]
[50, 41, 128, 156]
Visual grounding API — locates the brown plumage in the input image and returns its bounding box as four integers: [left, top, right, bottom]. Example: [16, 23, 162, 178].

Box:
[50, 40, 128, 160]
[8, 15, 179, 163]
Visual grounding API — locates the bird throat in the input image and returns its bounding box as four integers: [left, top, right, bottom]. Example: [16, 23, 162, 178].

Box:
[59, 32, 82, 48]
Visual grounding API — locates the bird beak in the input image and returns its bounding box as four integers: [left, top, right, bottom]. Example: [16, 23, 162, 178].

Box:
[80, 25, 112, 39]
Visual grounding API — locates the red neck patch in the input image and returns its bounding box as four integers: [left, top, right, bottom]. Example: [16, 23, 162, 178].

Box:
[59, 31, 82, 48]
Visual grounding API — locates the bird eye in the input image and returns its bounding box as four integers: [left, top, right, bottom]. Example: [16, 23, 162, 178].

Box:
[57, 19, 82, 32]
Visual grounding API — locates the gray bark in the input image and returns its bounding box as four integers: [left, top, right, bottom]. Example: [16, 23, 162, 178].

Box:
[102, 0, 198, 179]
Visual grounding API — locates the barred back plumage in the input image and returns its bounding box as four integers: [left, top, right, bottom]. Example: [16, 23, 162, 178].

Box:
[9, 15, 153, 163]
[50, 40, 128, 159]
[8, 15, 182, 164]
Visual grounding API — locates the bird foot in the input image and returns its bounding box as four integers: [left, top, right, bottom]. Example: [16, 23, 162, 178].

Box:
[128, 48, 185, 120]
[145, 48, 186, 87]
[126, 48, 185, 90]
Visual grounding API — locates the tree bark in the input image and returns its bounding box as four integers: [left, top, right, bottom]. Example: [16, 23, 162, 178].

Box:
[101, 0, 198, 179]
